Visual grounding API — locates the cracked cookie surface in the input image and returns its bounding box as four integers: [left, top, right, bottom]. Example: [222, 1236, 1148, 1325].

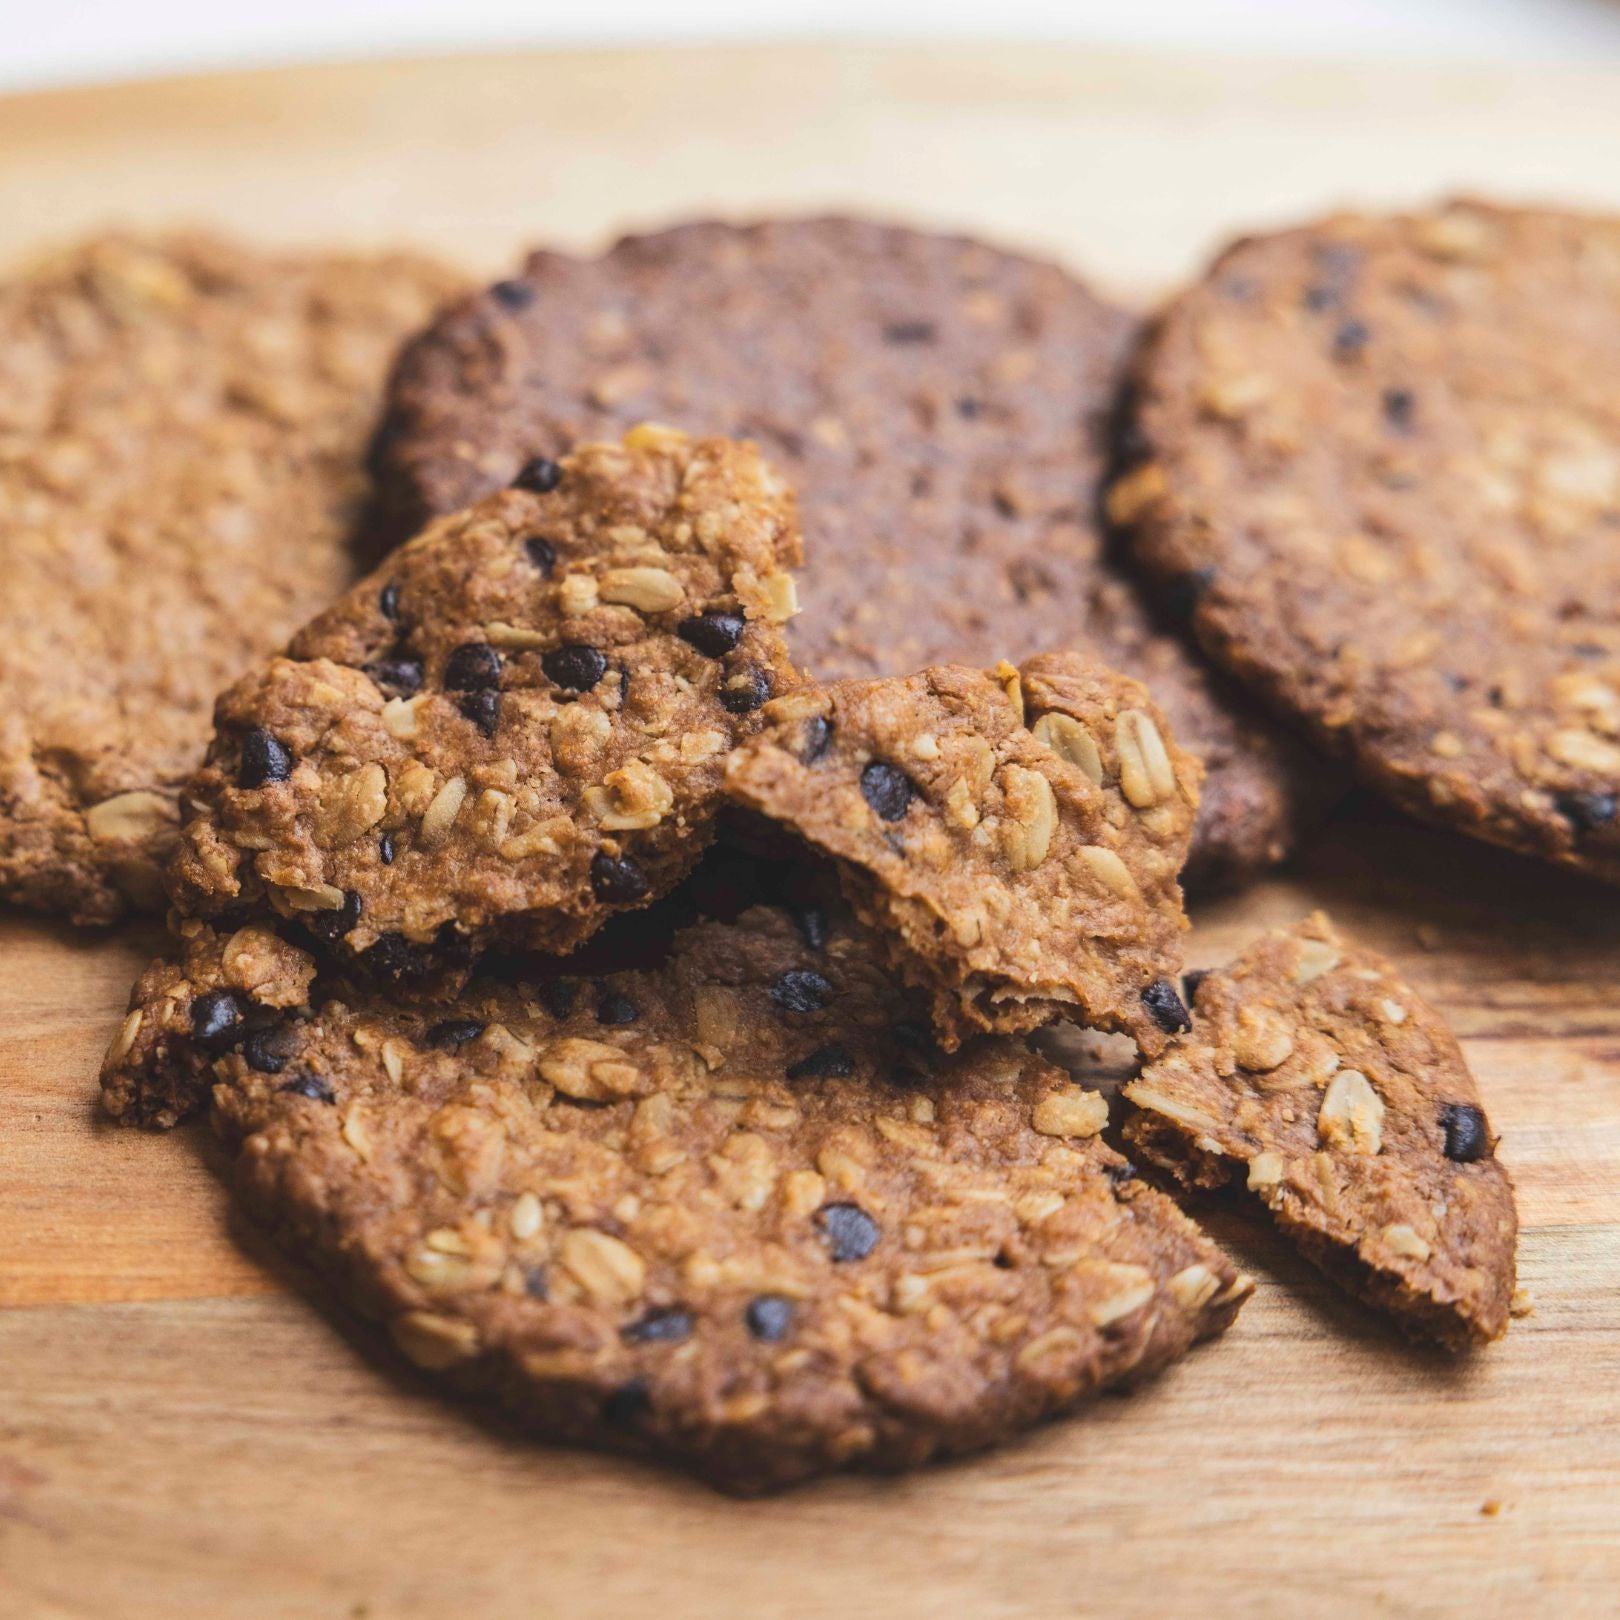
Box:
[724, 651, 1199, 1057]
[166, 427, 802, 976]
[0, 232, 462, 923]
[371, 216, 1328, 889]
[1123, 912, 1517, 1350]
[1114, 201, 1620, 884]
[108, 903, 1249, 1491]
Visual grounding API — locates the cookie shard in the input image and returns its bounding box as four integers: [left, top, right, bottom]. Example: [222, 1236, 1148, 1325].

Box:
[0, 233, 463, 925]
[723, 651, 1200, 1057]
[372, 215, 1331, 891]
[148, 904, 1246, 1492]
[166, 426, 803, 969]
[1116, 201, 1620, 885]
[1123, 912, 1518, 1351]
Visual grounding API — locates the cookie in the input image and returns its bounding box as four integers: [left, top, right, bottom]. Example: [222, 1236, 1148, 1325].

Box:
[1123, 912, 1517, 1350]
[370, 216, 1329, 889]
[107, 903, 1250, 1491]
[1113, 201, 1620, 884]
[166, 426, 803, 979]
[0, 232, 463, 923]
[726, 652, 1198, 1058]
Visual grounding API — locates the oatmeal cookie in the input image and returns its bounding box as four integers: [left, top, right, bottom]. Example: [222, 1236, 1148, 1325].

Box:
[0, 232, 462, 923]
[1113, 200, 1620, 883]
[1123, 912, 1517, 1350]
[371, 216, 1329, 888]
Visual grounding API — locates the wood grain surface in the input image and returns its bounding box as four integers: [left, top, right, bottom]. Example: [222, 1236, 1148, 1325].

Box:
[2, 43, 1619, 1620]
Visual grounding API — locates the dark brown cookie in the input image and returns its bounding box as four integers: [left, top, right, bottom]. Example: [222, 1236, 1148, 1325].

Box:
[370, 216, 1328, 888]
[1123, 912, 1518, 1351]
[0, 232, 463, 924]
[166, 426, 802, 980]
[104, 905, 1251, 1491]
[1114, 201, 1620, 884]
[724, 652, 1198, 1057]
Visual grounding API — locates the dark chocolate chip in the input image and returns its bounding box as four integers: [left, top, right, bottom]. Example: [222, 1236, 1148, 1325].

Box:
[719, 668, 770, 714]
[363, 931, 434, 983]
[537, 979, 577, 1019]
[189, 989, 245, 1050]
[443, 642, 502, 691]
[602, 1376, 652, 1426]
[491, 278, 535, 310]
[242, 1023, 299, 1075]
[955, 396, 984, 420]
[676, 611, 745, 657]
[793, 906, 829, 952]
[744, 1295, 795, 1341]
[1142, 977, 1192, 1035]
[596, 991, 639, 1027]
[378, 831, 395, 866]
[786, 1042, 854, 1080]
[1333, 318, 1370, 359]
[513, 455, 563, 494]
[1105, 1160, 1139, 1188]
[590, 851, 649, 903]
[426, 1018, 486, 1050]
[238, 727, 292, 788]
[363, 654, 423, 697]
[1302, 284, 1338, 312]
[817, 1202, 880, 1262]
[1382, 387, 1416, 432]
[799, 716, 833, 764]
[277, 1072, 336, 1103]
[525, 536, 557, 575]
[1440, 1102, 1491, 1163]
[524, 1267, 549, 1299]
[458, 687, 502, 736]
[542, 643, 608, 692]
[860, 761, 914, 821]
[304, 889, 363, 944]
[379, 581, 400, 620]
[770, 969, 834, 1014]
[621, 1305, 692, 1344]
[883, 319, 936, 344]
[1556, 791, 1617, 834]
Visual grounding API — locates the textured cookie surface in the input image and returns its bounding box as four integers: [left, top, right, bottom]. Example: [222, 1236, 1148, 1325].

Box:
[1123, 912, 1517, 1350]
[1115, 201, 1620, 883]
[726, 652, 1198, 1057]
[372, 216, 1327, 888]
[167, 427, 802, 976]
[0, 232, 462, 923]
[107, 905, 1251, 1491]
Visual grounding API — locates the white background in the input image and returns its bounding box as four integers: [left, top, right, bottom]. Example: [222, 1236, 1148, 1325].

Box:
[9, 0, 1620, 93]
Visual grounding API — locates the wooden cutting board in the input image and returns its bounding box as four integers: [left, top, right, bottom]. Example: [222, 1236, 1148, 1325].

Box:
[3, 44, 1619, 1620]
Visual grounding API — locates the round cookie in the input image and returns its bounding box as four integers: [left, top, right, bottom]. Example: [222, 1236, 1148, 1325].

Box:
[0, 233, 463, 923]
[370, 216, 1329, 889]
[1113, 201, 1620, 884]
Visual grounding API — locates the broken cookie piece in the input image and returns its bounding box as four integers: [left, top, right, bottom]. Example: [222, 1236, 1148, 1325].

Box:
[1123, 912, 1517, 1350]
[166, 426, 802, 975]
[723, 651, 1201, 1055]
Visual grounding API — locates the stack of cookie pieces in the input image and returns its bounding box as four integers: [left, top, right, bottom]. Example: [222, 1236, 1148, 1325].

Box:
[1, 210, 1551, 1491]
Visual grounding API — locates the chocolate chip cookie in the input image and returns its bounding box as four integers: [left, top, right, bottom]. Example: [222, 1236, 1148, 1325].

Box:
[371, 216, 1329, 888]
[1123, 912, 1517, 1350]
[0, 232, 462, 923]
[1114, 201, 1620, 884]
[166, 426, 802, 977]
[726, 652, 1198, 1058]
[106, 904, 1251, 1491]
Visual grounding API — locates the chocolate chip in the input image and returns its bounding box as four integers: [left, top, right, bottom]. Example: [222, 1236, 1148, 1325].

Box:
[277, 1072, 335, 1104]
[799, 716, 833, 764]
[1181, 969, 1209, 1006]
[189, 989, 244, 1050]
[363, 931, 433, 983]
[676, 611, 745, 657]
[602, 1376, 651, 1426]
[955, 396, 984, 420]
[426, 1018, 486, 1050]
[1556, 791, 1617, 834]
[719, 668, 770, 714]
[379, 581, 400, 620]
[542, 643, 608, 692]
[621, 1306, 692, 1344]
[744, 1295, 795, 1341]
[524, 1267, 549, 1300]
[443, 642, 502, 691]
[304, 889, 363, 944]
[242, 1023, 298, 1075]
[458, 688, 502, 736]
[1333, 318, 1370, 360]
[771, 969, 834, 1014]
[817, 1202, 879, 1261]
[525, 536, 557, 575]
[590, 851, 649, 903]
[1105, 1161, 1139, 1188]
[596, 991, 639, 1026]
[491, 278, 535, 310]
[513, 455, 563, 494]
[1440, 1102, 1491, 1162]
[860, 761, 914, 821]
[1382, 387, 1416, 432]
[787, 1042, 854, 1080]
[537, 978, 577, 1018]
[363, 654, 423, 696]
[238, 727, 292, 788]
[378, 831, 395, 866]
[1142, 977, 1192, 1035]
[883, 319, 936, 344]
[792, 906, 829, 952]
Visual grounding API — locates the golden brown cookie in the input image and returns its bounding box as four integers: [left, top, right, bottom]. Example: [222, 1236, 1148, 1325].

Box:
[1123, 912, 1517, 1350]
[0, 232, 462, 923]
